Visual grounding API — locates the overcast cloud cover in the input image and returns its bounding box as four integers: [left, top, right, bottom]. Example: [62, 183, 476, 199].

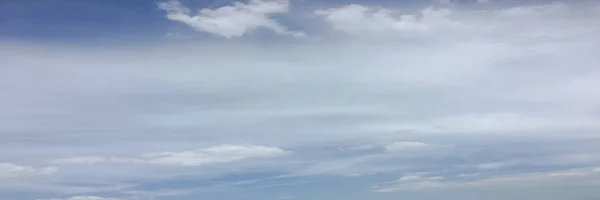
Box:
[1, 0, 600, 200]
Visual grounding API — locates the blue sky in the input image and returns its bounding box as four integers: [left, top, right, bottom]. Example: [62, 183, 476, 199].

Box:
[0, 0, 574, 42]
[2, 0, 600, 200]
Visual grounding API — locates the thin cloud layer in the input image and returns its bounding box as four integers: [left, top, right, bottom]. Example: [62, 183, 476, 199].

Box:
[384, 142, 433, 152]
[0, 163, 57, 179]
[54, 145, 288, 166]
[37, 196, 131, 200]
[375, 167, 600, 192]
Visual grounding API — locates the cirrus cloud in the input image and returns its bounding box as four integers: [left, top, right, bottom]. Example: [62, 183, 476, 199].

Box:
[54, 145, 288, 166]
[0, 163, 57, 179]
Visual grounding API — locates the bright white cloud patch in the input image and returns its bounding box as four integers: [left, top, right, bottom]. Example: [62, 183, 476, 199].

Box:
[0, 163, 57, 178]
[475, 160, 521, 170]
[157, 0, 304, 38]
[315, 1, 599, 40]
[315, 4, 456, 35]
[54, 145, 288, 166]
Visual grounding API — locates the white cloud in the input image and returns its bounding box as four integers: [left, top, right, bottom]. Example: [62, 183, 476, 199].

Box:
[376, 167, 600, 192]
[0, 163, 57, 178]
[399, 174, 444, 181]
[54, 145, 288, 166]
[475, 160, 521, 170]
[496, 3, 568, 18]
[157, 0, 304, 38]
[384, 142, 432, 152]
[468, 154, 600, 171]
[142, 145, 288, 166]
[315, 4, 456, 35]
[315, 1, 598, 40]
[374, 174, 446, 192]
[477, 0, 492, 4]
[37, 196, 130, 200]
[461, 167, 600, 188]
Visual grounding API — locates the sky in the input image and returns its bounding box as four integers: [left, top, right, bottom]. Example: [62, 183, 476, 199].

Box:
[1, 0, 600, 200]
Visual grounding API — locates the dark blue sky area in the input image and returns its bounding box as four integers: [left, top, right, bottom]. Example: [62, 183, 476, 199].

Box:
[0, 0, 170, 41]
[0, 0, 569, 43]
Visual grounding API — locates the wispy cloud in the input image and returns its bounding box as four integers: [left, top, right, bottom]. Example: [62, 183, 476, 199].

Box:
[375, 167, 600, 192]
[54, 145, 288, 166]
[315, 5, 454, 35]
[158, 0, 305, 38]
[37, 196, 134, 200]
[0, 163, 57, 179]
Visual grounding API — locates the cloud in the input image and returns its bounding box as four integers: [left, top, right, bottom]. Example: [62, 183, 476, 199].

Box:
[37, 196, 131, 200]
[142, 145, 288, 166]
[315, 4, 455, 35]
[373, 173, 446, 192]
[368, 113, 600, 134]
[475, 160, 521, 170]
[399, 174, 444, 181]
[54, 145, 288, 166]
[384, 142, 433, 152]
[471, 154, 600, 171]
[157, 0, 304, 38]
[496, 3, 569, 18]
[295, 141, 450, 176]
[375, 167, 600, 192]
[434, 0, 454, 5]
[3, 0, 600, 199]
[0, 163, 57, 178]
[315, 1, 598, 41]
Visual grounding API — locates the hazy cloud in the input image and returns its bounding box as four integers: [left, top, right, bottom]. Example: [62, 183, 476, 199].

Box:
[2, 0, 600, 199]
